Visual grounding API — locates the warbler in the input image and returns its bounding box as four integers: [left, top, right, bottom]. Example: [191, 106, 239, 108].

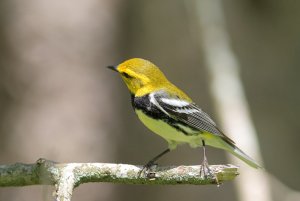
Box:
[108, 58, 261, 175]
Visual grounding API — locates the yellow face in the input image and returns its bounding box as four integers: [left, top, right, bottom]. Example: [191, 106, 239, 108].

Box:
[115, 58, 169, 95]
[109, 58, 191, 100]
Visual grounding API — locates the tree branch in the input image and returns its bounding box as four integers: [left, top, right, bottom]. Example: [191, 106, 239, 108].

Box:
[0, 158, 239, 201]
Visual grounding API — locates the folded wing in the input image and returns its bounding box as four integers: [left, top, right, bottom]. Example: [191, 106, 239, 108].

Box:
[151, 90, 235, 145]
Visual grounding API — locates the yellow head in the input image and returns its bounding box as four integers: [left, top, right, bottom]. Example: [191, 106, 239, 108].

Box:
[108, 58, 191, 100]
[108, 58, 168, 96]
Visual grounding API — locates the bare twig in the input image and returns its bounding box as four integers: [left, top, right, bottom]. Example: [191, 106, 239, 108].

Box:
[0, 159, 239, 201]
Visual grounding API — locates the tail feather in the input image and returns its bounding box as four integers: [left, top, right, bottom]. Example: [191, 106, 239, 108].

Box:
[205, 135, 262, 169]
[227, 144, 262, 169]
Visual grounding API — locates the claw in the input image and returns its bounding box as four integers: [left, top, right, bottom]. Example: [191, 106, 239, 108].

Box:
[138, 148, 170, 178]
[200, 158, 212, 178]
[200, 140, 219, 185]
[138, 162, 158, 178]
[199, 159, 219, 185]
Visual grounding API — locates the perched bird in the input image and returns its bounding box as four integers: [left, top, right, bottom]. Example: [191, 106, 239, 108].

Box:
[108, 58, 261, 176]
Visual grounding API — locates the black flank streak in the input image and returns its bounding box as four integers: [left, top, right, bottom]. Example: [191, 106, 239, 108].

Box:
[131, 94, 192, 135]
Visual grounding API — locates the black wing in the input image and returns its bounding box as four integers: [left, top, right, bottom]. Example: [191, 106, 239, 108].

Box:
[152, 90, 235, 144]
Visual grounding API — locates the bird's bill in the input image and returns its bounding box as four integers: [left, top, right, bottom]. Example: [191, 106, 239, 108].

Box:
[107, 65, 118, 72]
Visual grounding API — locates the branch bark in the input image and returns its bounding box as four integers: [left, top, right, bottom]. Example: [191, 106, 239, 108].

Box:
[0, 159, 239, 200]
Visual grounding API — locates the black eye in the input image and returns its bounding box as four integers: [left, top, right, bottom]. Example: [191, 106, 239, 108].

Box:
[122, 72, 132, 78]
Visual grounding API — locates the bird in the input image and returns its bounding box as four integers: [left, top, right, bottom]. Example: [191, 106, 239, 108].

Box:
[107, 58, 261, 177]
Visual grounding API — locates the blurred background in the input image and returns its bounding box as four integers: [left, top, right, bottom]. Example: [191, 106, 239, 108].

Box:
[0, 0, 299, 201]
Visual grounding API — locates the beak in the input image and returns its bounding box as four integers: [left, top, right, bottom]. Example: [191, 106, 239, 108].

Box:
[107, 65, 118, 72]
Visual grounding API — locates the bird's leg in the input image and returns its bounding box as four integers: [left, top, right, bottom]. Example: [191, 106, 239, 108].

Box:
[200, 140, 219, 185]
[139, 148, 170, 177]
[200, 140, 212, 177]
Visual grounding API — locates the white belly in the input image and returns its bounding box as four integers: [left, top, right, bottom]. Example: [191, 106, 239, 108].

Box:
[135, 110, 203, 149]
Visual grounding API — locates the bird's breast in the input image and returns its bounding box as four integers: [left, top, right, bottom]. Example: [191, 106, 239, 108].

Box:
[135, 109, 202, 147]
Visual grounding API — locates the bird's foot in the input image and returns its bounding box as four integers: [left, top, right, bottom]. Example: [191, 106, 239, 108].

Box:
[200, 158, 212, 178]
[138, 161, 158, 178]
[200, 159, 219, 186]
